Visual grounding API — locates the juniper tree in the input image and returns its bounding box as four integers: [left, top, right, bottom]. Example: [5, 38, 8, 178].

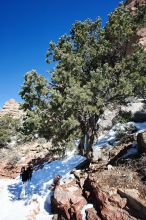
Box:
[19, 70, 52, 139]
[0, 114, 20, 147]
[20, 4, 146, 158]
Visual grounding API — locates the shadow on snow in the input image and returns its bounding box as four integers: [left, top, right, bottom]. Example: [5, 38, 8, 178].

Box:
[7, 155, 85, 203]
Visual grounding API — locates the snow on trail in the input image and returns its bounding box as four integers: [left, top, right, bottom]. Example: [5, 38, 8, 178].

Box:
[94, 122, 146, 148]
[0, 155, 85, 220]
[1, 122, 146, 220]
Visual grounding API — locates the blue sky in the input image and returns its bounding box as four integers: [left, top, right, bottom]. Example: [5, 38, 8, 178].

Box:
[0, 0, 122, 108]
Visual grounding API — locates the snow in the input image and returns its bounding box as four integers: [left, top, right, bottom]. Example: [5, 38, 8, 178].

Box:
[0, 155, 86, 220]
[94, 121, 146, 149]
[81, 204, 93, 220]
[135, 122, 146, 133]
[1, 120, 146, 220]
[122, 144, 137, 158]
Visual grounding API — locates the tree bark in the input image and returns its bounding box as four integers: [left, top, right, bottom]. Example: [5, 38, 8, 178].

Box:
[78, 136, 85, 156]
[86, 131, 95, 159]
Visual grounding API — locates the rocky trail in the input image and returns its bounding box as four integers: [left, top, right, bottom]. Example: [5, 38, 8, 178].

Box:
[1, 121, 146, 219]
[51, 142, 146, 220]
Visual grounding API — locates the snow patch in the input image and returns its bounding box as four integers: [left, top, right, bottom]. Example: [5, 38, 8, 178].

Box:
[81, 204, 93, 220]
[0, 155, 86, 220]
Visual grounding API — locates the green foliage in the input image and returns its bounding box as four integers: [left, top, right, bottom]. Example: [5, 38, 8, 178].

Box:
[112, 110, 133, 125]
[0, 114, 19, 147]
[19, 70, 50, 111]
[19, 70, 53, 140]
[134, 2, 146, 27]
[20, 3, 146, 158]
[114, 123, 137, 140]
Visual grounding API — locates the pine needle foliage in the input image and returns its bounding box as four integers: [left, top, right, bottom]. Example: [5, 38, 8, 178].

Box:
[20, 4, 146, 158]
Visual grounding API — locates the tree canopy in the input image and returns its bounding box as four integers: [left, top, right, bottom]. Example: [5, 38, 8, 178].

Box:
[20, 4, 146, 158]
[0, 114, 20, 147]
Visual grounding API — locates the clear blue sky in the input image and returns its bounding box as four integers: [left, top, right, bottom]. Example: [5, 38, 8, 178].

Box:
[0, 0, 122, 108]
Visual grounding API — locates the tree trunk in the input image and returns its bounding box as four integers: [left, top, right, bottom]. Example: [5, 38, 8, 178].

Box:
[78, 136, 85, 156]
[86, 132, 95, 159]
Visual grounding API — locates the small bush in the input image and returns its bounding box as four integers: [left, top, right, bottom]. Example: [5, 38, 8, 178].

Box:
[112, 110, 133, 125]
[9, 154, 21, 165]
[115, 123, 137, 140]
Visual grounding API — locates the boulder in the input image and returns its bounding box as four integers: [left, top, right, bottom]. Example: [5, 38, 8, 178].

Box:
[118, 188, 146, 220]
[126, 0, 146, 13]
[86, 207, 101, 220]
[0, 99, 23, 119]
[101, 203, 136, 220]
[137, 131, 146, 153]
[51, 179, 87, 219]
[125, 0, 146, 51]
[85, 178, 136, 220]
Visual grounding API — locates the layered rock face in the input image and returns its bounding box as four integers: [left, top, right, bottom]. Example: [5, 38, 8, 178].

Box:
[137, 131, 146, 153]
[0, 99, 23, 118]
[51, 175, 144, 220]
[126, 0, 146, 50]
[51, 179, 87, 219]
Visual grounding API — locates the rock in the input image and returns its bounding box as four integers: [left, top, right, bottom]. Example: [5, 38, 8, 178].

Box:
[137, 131, 146, 153]
[118, 188, 146, 220]
[85, 178, 136, 220]
[92, 182, 127, 209]
[137, 27, 146, 50]
[126, 0, 146, 13]
[52, 214, 58, 220]
[0, 162, 21, 179]
[86, 207, 101, 220]
[92, 148, 104, 162]
[97, 101, 144, 138]
[107, 164, 114, 170]
[125, 0, 146, 51]
[51, 175, 61, 190]
[101, 203, 136, 220]
[109, 194, 127, 208]
[51, 179, 87, 219]
[0, 99, 23, 119]
[98, 108, 118, 132]
[120, 101, 144, 115]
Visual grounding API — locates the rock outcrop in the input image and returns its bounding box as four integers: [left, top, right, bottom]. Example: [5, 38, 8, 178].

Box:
[51, 174, 145, 220]
[126, 0, 146, 12]
[126, 0, 146, 50]
[137, 131, 146, 153]
[0, 99, 23, 119]
[51, 178, 87, 220]
[85, 178, 135, 220]
[86, 207, 101, 220]
[51, 139, 146, 220]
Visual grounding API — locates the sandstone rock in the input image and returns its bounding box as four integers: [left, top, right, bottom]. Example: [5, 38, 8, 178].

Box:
[118, 188, 146, 220]
[52, 214, 58, 220]
[107, 164, 114, 170]
[86, 207, 101, 220]
[126, 0, 146, 50]
[0, 99, 23, 119]
[137, 131, 146, 153]
[109, 194, 127, 208]
[126, 0, 146, 12]
[86, 178, 136, 220]
[51, 179, 87, 219]
[137, 27, 146, 50]
[101, 203, 136, 220]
